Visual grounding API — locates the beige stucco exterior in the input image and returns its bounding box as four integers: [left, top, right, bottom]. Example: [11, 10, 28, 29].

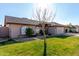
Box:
[6, 23, 65, 38]
[75, 26, 79, 32]
[6, 24, 21, 38]
[6, 23, 40, 38]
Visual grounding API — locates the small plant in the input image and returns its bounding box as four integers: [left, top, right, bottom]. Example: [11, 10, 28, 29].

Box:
[39, 29, 48, 35]
[25, 28, 34, 37]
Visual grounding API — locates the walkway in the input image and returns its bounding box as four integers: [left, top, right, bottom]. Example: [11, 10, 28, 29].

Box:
[0, 38, 9, 42]
[13, 36, 44, 42]
[1, 33, 79, 42]
[64, 33, 79, 36]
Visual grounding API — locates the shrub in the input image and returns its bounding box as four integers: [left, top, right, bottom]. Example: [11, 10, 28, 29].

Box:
[25, 28, 34, 37]
[39, 30, 43, 35]
[39, 29, 48, 35]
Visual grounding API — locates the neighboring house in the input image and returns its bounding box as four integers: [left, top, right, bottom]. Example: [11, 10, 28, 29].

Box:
[65, 25, 79, 33]
[4, 16, 65, 38]
[75, 25, 79, 32]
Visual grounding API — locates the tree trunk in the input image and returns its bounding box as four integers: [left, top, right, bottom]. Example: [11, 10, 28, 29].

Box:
[43, 29, 47, 56]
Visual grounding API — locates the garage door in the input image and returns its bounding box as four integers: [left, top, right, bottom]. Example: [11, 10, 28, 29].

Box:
[56, 27, 65, 34]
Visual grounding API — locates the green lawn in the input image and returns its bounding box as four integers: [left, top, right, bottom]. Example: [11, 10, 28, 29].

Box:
[0, 36, 79, 56]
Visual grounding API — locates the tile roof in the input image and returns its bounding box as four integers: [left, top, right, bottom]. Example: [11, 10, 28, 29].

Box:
[5, 16, 65, 27]
[5, 16, 39, 25]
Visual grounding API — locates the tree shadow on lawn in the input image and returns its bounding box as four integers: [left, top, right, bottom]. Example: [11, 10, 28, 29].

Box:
[0, 38, 20, 46]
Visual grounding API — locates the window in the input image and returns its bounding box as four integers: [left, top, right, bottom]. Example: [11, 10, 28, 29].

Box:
[21, 26, 28, 35]
[36, 27, 40, 33]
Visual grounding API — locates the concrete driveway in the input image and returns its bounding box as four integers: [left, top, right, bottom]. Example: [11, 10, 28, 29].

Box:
[64, 33, 79, 36]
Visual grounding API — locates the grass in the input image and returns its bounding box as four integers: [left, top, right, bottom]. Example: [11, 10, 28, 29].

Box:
[0, 36, 79, 56]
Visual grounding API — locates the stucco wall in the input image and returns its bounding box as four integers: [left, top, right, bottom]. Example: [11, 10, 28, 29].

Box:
[6, 24, 21, 38]
[75, 27, 79, 32]
[6, 24, 37, 38]
[20, 25, 37, 35]
[6, 23, 65, 38]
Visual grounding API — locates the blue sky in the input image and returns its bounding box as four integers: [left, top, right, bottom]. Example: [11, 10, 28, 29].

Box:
[0, 3, 79, 26]
[54, 3, 79, 25]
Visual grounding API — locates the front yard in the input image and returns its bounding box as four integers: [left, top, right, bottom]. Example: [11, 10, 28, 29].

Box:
[0, 36, 79, 56]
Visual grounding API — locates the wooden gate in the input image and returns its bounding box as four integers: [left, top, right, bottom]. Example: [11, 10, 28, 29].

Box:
[0, 27, 9, 38]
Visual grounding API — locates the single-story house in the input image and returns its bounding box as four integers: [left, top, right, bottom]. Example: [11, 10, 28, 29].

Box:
[4, 16, 66, 38]
[75, 25, 79, 32]
[64, 25, 79, 33]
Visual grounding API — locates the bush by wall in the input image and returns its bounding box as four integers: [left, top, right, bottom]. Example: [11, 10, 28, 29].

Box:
[25, 28, 34, 37]
[39, 29, 48, 35]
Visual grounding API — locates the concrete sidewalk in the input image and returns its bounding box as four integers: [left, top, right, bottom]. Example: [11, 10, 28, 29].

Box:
[13, 36, 44, 42]
[0, 38, 9, 42]
[64, 33, 79, 36]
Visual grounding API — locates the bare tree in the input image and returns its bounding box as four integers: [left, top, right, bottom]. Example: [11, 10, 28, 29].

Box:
[33, 7, 56, 56]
